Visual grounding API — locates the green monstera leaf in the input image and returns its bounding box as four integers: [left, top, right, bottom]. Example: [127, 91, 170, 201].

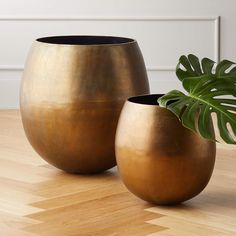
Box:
[158, 54, 236, 144]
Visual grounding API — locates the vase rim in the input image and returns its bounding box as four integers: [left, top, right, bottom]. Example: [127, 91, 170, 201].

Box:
[127, 94, 164, 106]
[36, 35, 136, 46]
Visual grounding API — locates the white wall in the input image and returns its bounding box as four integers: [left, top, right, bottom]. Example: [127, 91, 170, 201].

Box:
[0, 0, 235, 108]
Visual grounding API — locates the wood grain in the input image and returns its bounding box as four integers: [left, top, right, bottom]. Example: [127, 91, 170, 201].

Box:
[0, 110, 235, 235]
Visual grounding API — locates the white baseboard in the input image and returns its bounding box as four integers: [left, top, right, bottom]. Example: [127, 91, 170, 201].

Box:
[0, 79, 21, 108]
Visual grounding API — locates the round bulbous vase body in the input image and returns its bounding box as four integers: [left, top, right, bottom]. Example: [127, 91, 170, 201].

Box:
[115, 94, 216, 205]
[20, 35, 150, 174]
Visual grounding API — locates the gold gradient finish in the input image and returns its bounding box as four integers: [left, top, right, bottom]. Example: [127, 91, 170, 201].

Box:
[20, 36, 150, 174]
[115, 94, 216, 205]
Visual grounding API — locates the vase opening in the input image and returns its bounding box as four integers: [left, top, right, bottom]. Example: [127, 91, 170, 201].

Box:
[36, 35, 135, 45]
[128, 94, 164, 105]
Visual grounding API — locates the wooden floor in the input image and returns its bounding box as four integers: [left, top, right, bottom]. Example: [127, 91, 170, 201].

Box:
[0, 110, 235, 236]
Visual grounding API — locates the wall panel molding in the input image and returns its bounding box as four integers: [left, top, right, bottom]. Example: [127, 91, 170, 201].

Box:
[0, 16, 219, 21]
[0, 16, 220, 72]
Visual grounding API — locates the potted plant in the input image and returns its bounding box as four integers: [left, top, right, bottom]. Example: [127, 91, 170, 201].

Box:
[115, 54, 236, 205]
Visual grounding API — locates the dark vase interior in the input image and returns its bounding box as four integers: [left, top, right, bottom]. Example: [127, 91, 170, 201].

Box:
[36, 35, 135, 45]
[128, 94, 164, 105]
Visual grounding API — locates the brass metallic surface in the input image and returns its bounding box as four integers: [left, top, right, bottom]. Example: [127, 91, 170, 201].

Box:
[115, 94, 216, 205]
[20, 36, 150, 174]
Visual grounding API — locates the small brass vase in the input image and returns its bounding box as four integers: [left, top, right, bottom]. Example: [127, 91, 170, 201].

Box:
[115, 94, 216, 205]
[20, 35, 150, 174]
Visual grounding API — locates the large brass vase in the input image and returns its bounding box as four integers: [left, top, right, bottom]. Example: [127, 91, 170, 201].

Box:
[115, 94, 216, 205]
[20, 36, 150, 174]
